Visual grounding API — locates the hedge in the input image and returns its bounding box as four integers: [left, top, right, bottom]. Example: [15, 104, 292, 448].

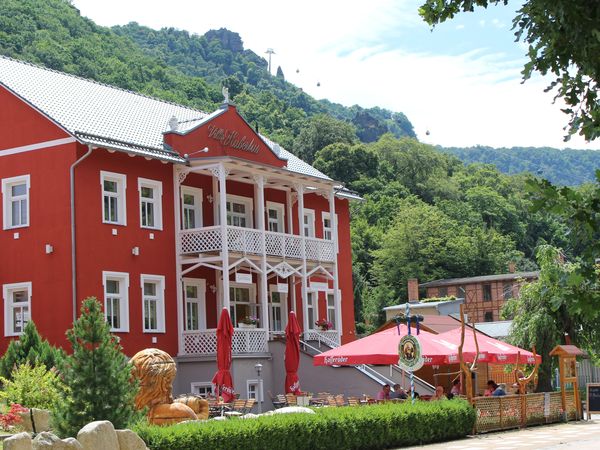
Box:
[135, 400, 476, 450]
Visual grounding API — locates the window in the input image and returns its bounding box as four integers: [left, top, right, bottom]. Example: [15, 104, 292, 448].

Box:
[458, 285, 467, 300]
[303, 209, 315, 237]
[226, 195, 253, 228]
[141, 275, 165, 333]
[101, 171, 126, 225]
[102, 271, 129, 332]
[229, 284, 258, 327]
[269, 289, 286, 332]
[322, 212, 333, 240]
[2, 175, 30, 229]
[326, 293, 336, 329]
[3, 282, 31, 336]
[181, 186, 202, 230]
[483, 284, 492, 302]
[438, 287, 448, 297]
[184, 278, 206, 331]
[247, 379, 263, 402]
[307, 291, 317, 328]
[503, 282, 513, 300]
[266, 202, 285, 233]
[191, 382, 213, 397]
[484, 311, 494, 322]
[138, 178, 162, 230]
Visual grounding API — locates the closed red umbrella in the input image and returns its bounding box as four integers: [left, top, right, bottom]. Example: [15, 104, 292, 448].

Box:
[284, 311, 302, 393]
[212, 307, 235, 403]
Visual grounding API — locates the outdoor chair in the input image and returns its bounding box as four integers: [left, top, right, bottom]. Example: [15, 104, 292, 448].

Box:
[269, 391, 286, 409]
[347, 396, 360, 406]
[224, 399, 247, 417]
[285, 393, 298, 406]
[335, 394, 346, 407]
[244, 398, 256, 413]
[276, 394, 288, 407]
[326, 396, 338, 407]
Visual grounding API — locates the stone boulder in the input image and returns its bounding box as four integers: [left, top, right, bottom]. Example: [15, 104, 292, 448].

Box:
[4, 432, 33, 450]
[61, 438, 83, 449]
[76, 421, 119, 450]
[19, 409, 52, 433]
[115, 429, 148, 450]
[271, 406, 315, 415]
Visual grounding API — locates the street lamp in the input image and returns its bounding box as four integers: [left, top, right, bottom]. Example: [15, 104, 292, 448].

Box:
[255, 362, 263, 413]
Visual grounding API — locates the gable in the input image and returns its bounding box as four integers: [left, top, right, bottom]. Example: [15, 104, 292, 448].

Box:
[164, 104, 287, 168]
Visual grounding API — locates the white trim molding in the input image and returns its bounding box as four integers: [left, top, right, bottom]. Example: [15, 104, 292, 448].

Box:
[100, 171, 127, 226]
[0, 137, 76, 157]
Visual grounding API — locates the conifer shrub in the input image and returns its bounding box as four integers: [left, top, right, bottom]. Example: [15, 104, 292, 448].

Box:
[135, 399, 476, 450]
[53, 297, 139, 437]
[0, 362, 63, 410]
[0, 321, 63, 380]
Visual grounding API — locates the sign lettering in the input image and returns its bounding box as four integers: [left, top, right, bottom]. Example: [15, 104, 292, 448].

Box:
[207, 125, 260, 154]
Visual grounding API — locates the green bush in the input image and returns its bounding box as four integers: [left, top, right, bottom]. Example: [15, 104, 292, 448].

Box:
[0, 362, 63, 410]
[135, 400, 476, 450]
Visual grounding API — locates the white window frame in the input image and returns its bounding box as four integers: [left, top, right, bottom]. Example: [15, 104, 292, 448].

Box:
[266, 201, 285, 233]
[100, 171, 127, 225]
[141, 274, 166, 333]
[303, 209, 315, 238]
[183, 278, 206, 331]
[2, 282, 32, 337]
[218, 194, 253, 228]
[138, 178, 163, 230]
[191, 382, 214, 397]
[268, 284, 288, 333]
[246, 379, 264, 402]
[2, 175, 30, 230]
[326, 288, 342, 332]
[181, 186, 203, 230]
[306, 290, 318, 329]
[102, 271, 130, 332]
[227, 282, 258, 327]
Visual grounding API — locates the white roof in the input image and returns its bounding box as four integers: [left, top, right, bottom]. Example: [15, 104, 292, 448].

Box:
[0, 55, 341, 184]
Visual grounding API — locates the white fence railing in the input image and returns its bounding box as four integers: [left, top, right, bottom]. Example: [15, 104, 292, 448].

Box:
[179, 225, 335, 262]
[303, 329, 341, 348]
[182, 328, 269, 355]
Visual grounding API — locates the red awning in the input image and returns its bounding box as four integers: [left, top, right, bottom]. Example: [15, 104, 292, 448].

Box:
[284, 311, 302, 394]
[212, 308, 235, 402]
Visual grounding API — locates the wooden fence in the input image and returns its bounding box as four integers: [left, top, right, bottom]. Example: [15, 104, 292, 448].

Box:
[474, 391, 577, 433]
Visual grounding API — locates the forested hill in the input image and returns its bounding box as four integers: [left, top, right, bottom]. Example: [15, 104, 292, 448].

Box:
[439, 146, 600, 186]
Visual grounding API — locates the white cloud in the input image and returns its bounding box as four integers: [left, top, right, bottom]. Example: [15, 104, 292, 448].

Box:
[455, 24, 465, 30]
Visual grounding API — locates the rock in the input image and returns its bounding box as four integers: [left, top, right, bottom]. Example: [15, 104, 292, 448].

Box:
[272, 406, 315, 415]
[19, 409, 52, 433]
[32, 432, 67, 449]
[76, 421, 119, 450]
[4, 432, 33, 450]
[240, 413, 259, 419]
[115, 429, 148, 450]
[62, 438, 83, 449]
[212, 415, 227, 421]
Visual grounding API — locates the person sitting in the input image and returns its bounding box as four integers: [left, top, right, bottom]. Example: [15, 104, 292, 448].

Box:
[485, 380, 498, 396]
[407, 389, 420, 400]
[389, 384, 408, 400]
[492, 383, 507, 397]
[376, 384, 391, 401]
[432, 385, 447, 401]
[450, 379, 461, 396]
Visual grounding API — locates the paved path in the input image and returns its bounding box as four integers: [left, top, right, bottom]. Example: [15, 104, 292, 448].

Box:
[404, 419, 600, 449]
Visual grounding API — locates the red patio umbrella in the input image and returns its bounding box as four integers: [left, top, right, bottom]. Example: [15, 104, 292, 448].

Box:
[212, 307, 235, 402]
[313, 328, 479, 367]
[435, 327, 541, 364]
[284, 311, 302, 394]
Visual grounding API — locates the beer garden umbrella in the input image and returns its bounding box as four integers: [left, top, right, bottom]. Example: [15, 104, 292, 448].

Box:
[212, 307, 235, 402]
[284, 311, 302, 393]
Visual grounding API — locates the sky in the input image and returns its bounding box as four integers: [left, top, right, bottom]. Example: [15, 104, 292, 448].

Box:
[72, 0, 600, 150]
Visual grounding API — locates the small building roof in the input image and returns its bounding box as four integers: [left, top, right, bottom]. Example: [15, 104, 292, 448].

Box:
[420, 271, 539, 288]
[473, 321, 512, 340]
[549, 345, 588, 357]
[376, 314, 462, 335]
[383, 298, 464, 311]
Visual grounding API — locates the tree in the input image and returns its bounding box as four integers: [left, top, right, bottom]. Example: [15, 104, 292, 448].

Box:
[420, 0, 600, 141]
[0, 320, 62, 380]
[53, 297, 138, 437]
[292, 114, 357, 164]
[275, 65, 285, 80]
[313, 142, 379, 188]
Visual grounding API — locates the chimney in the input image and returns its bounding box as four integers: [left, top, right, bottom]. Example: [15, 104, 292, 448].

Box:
[408, 278, 419, 303]
[508, 262, 516, 273]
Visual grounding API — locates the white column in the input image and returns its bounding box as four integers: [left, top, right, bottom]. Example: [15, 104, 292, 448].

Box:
[173, 167, 186, 355]
[216, 163, 231, 311]
[254, 175, 269, 331]
[329, 188, 342, 341]
[295, 184, 308, 332]
[286, 189, 296, 312]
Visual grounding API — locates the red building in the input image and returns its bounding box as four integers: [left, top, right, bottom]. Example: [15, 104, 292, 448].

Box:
[0, 56, 359, 399]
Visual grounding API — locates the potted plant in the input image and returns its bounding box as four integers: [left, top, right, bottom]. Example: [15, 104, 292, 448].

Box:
[315, 319, 333, 331]
[239, 316, 259, 328]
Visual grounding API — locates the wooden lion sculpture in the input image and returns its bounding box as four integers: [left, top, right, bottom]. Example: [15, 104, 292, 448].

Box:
[131, 348, 208, 425]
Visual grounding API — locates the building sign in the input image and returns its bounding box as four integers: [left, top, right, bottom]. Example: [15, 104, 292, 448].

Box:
[207, 125, 260, 154]
[398, 335, 424, 372]
[235, 273, 252, 284]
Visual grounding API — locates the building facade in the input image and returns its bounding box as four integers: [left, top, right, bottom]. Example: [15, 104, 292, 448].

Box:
[0, 56, 358, 399]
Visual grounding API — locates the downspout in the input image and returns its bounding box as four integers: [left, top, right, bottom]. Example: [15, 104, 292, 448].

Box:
[70, 145, 94, 322]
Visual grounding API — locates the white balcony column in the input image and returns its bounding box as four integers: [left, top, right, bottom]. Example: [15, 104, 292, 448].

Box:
[254, 174, 269, 330]
[329, 188, 342, 339]
[174, 167, 188, 355]
[295, 184, 308, 332]
[214, 163, 231, 310]
[286, 189, 296, 311]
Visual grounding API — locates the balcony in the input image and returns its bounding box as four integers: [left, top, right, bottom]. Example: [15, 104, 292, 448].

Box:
[179, 225, 336, 263]
[182, 328, 269, 355]
[303, 330, 341, 348]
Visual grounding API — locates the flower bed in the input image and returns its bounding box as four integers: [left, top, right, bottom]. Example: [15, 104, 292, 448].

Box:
[135, 400, 476, 450]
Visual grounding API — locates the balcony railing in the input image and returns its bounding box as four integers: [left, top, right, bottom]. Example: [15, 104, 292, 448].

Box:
[303, 329, 341, 348]
[179, 225, 336, 262]
[182, 328, 269, 355]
